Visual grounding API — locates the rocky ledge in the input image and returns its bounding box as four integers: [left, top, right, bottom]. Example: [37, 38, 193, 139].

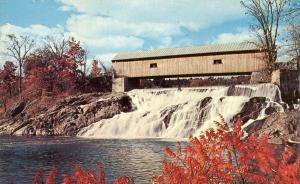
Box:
[0, 92, 298, 144]
[0, 92, 132, 136]
[245, 109, 299, 144]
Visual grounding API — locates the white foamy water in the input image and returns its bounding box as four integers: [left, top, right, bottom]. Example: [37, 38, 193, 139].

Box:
[78, 84, 284, 139]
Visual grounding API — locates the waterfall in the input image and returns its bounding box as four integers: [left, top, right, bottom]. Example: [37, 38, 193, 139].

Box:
[78, 83, 284, 139]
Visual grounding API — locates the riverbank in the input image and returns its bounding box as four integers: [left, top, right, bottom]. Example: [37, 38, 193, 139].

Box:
[0, 92, 132, 136]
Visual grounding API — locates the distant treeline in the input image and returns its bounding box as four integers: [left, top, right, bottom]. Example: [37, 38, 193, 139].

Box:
[139, 76, 251, 89]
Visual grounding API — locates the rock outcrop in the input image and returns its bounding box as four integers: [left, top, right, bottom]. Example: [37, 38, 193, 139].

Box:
[238, 97, 268, 123]
[0, 89, 298, 144]
[0, 92, 132, 136]
[245, 109, 300, 144]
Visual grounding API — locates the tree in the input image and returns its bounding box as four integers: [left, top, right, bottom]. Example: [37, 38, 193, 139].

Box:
[22, 37, 87, 97]
[24, 66, 53, 97]
[287, 24, 300, 60]
[23, 46, 59, 97]
[286, 0, 300, 76]
[91, 60, 101, 78]
[61, 37, 86, 92]
[80, 45, 89, 78]
[288, 26, 300, 91]
[6, 34, 35, 94]
[286, 0, 300, 18]
[0, 61, 17, 112]
[24, 46, 55, 74]
[241, 0, 289, 74]
[154, 117, 300, 183]
[0, 61, 17, 95]
[44, 35, 68, 60]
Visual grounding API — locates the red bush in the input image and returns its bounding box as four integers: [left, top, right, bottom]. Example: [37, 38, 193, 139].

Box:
[154, 116, 300, 184]
[33, 162, 134, 184]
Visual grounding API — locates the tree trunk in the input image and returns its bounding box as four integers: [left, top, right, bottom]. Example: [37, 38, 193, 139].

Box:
[3, 97, 7, 113]
[19, 63, 22, 94]
[297, 56, 300, 95]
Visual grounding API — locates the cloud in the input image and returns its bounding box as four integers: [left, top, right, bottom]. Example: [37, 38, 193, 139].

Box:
[65, 14, 179, 49]
[66, 33, 145, 53]
[0, 23, 64, 65]
[211, 29, 254, 44]
[1, 0, 249, 65]
[95, 53, 117, 62]
[58, 0, 244, 31]
[211, 27, 292, 62]
[159, 37, 173, 48]
[0, 23, 64, 38]
[64, 13, 181, 58]
[58, 5, 73, 11]
[66, 14, 181, 38]
[56, 0, 247, 63]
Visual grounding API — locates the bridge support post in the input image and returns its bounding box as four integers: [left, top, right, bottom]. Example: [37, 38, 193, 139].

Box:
[112, 77, 140, 92]
[112, 77, 127, 92]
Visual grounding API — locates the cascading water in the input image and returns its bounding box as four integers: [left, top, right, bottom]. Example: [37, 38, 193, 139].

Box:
[78, 83, 284, 139]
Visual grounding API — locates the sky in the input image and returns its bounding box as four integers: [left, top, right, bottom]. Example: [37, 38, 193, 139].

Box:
[0, 0, 257, 67]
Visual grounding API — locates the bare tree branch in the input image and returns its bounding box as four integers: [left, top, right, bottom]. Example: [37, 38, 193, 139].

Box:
[6, 34, 35, 94]
[241, 0, 288, 74]
[44, 35, 68, 60]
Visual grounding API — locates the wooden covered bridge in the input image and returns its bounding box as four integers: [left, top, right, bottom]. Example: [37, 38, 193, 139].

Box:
[112, 42, 266, 92]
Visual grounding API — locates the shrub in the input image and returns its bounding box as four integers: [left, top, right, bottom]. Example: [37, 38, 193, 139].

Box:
[33, 162, 134, 184]
[154, 116, 300, 184]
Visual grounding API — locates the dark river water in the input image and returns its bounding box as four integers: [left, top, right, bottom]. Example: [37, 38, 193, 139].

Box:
[0, 136, 180, 184]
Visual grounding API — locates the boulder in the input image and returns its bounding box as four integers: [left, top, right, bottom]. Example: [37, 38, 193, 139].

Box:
[245, 109, 300, 144]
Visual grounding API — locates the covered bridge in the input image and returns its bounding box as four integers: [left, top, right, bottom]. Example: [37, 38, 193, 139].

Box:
[112, 42, 266, 92]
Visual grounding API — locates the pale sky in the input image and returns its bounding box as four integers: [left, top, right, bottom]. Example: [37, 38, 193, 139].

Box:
[0, 0, 259, 67]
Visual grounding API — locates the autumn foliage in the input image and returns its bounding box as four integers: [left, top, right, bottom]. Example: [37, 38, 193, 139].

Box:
[0, 61, 18, 112]
[0, 36, 113, 117]
[154, 116, 300, 184]
[33, 116, 299, 184]
[33, 162, 134, 184]
[24, 38, 85, 97]
[91, 60, 101, 78]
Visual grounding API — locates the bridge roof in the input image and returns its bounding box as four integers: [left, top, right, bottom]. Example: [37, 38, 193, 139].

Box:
[113, 42, 260, 61]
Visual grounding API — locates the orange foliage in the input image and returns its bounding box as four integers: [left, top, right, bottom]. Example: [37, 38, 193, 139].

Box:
[155, 116, 300, 184]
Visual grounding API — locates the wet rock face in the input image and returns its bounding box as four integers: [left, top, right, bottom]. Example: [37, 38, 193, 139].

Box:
[245, 109, 300, 144]
[160, 102, 190, 129]
[238, 97, 267, 123]
[196, 97, 212, 127]
[264, 106, 277, 115]
[0, 92, 132, 136]
[197, 97, 212, 109]
[159, 97, 213, 130]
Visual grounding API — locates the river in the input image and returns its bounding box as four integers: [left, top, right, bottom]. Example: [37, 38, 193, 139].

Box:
[0, 136, 178, 183]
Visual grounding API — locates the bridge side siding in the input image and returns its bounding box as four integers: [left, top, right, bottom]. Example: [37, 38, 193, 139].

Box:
[112, 52, 266, 78]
